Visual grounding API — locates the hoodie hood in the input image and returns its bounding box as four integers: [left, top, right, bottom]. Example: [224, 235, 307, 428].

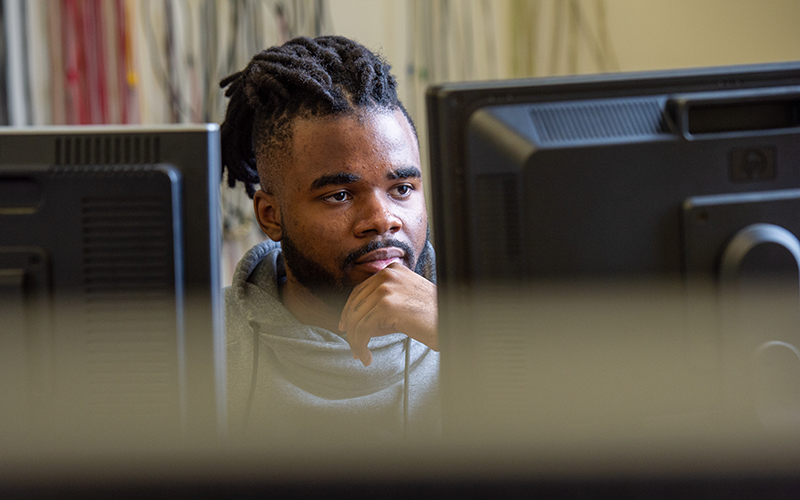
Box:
[225, 239, 440, 442]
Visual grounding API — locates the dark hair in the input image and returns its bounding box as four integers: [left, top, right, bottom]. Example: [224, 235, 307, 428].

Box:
[219, 35, 415, 197]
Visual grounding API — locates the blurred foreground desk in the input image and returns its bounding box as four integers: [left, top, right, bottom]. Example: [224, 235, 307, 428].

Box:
[2, 433, 800, 499]
[5, 281, 800, 498]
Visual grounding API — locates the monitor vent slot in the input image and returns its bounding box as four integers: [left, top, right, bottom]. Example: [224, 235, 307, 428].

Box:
[48, 164, 162, 177]
[529, 97, 671, 144]
[474, 173, 521, 280]
[80, 196, 178, 420]
[55, 135, 161, 165]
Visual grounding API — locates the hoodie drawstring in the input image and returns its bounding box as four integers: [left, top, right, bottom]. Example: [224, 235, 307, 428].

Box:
[243, 320, 261, 434]
[403, 336, 410, 439]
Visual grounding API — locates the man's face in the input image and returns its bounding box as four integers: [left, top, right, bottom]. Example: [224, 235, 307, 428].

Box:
[257, 109, 428, 303]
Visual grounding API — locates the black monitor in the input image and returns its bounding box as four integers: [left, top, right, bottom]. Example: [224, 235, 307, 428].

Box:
[427, 62, 800, 444]
[0, 125, 225, 448]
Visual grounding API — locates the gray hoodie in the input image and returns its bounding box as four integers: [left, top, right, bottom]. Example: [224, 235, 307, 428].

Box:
[225, 240, 440, 444]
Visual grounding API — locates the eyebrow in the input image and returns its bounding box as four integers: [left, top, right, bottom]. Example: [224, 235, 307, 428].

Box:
[310, 172, 361, 190]
[309, 167, 422, 191]
[387, 167, 422, 180]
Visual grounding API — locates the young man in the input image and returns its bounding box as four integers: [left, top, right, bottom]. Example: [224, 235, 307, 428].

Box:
[220, 36, 439, 442]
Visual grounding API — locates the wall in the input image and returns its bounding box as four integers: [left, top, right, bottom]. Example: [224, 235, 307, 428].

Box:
[328, 0, 800, 92]
[606, 0, 800, 72]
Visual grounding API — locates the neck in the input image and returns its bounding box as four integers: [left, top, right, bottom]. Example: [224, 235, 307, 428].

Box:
[280, 275, 344, 333]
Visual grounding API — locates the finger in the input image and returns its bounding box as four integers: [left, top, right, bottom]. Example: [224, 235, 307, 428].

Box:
[350, 319, 398, 367]
[339, 274, 378, 332]
[341, 262, 410, 324]
[341, 286, 384, 334]
[356, 304, 404, 358]
[347, 294, 403, 366]
[340, 266, 402, 331]
[348, 308, 381, 366]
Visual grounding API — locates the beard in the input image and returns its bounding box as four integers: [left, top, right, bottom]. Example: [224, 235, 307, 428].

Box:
[280, 228, 430, 313]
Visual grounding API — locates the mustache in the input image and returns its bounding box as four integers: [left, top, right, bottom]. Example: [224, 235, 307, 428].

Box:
[341, 239, 416, 271]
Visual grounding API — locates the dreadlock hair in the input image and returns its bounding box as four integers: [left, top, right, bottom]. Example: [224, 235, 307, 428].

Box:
[219, 35, 416, 198]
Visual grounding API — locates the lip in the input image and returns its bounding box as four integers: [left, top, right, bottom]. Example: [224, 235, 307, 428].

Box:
[355, 247, 405, 264]
[353, 247, 405, 273]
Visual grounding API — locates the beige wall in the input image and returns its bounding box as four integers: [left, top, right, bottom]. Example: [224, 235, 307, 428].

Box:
[328, 0, 800, 83]
[605, 0, 800, 72]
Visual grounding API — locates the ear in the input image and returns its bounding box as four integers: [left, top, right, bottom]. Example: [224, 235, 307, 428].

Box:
[253, 190, 283, 241]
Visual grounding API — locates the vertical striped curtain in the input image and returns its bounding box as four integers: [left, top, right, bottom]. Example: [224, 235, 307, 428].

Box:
[1, 0, 333, 127]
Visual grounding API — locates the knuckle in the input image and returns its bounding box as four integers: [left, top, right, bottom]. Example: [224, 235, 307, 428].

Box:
[375, 282, 393, 297]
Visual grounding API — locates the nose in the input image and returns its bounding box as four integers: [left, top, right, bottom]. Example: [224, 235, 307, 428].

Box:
[353, 192, 402, 237]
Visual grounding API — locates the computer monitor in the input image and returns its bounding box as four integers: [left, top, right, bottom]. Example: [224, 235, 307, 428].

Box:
[427, 62, 800, 443]
[0, 124, 225, 447]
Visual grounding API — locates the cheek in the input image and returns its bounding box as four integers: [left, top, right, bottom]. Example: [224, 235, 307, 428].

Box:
[318, 215, 352, 240]
[407, 200, 428, 231]
[404, 209, 428, 250]
[287, 209, 352, 254]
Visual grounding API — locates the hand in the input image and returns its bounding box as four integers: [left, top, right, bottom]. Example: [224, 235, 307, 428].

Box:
[339, 262, 438, 367]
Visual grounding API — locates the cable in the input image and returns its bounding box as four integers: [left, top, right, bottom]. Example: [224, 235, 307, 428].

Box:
[140, 0, 202, 123]
[164, 0, 180, 122]
[403, 336, 410, 439]
[175, 0, 201, 122]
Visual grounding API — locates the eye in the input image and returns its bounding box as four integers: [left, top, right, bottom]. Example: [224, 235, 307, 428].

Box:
[391, 184, 414, 198]
[323, 191, 352, 203]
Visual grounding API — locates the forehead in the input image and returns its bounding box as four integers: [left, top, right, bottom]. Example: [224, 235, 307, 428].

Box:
[283, 109, 420, 189]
